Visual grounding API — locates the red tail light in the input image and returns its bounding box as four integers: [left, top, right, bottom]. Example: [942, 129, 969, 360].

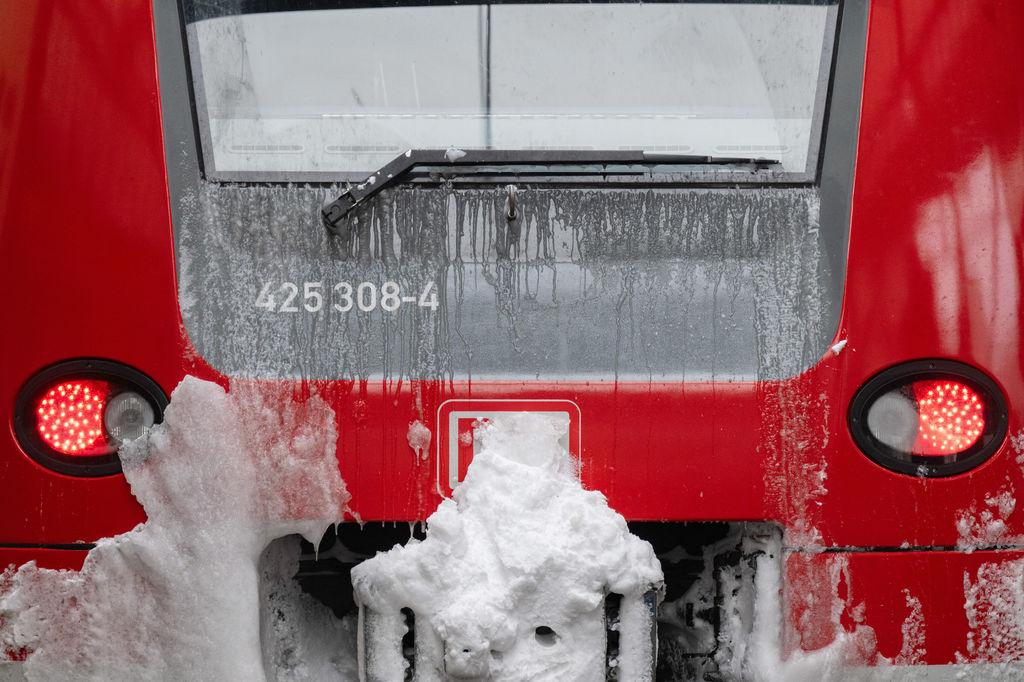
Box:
[15, 360, 167, 476]
[36, 380, 112, 455]
[913, 380, 985, 454]
[850, 360, 1008, 477]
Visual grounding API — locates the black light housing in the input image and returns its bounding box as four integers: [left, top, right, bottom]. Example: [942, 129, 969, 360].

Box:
[13, 359, 168, 477]
[848, 359, 1008, 477]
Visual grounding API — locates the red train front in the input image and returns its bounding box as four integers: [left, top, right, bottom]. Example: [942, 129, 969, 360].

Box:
[2, 0, 1024, 678]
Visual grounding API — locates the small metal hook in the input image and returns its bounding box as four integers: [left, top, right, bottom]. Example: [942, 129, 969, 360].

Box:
[505, 184, 518, 222]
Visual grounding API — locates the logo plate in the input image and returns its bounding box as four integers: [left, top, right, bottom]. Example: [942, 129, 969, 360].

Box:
[435, 399, 582, 497]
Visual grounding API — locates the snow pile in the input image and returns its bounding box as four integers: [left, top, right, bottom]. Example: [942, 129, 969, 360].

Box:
[0, 377, 349, 680]
[352, 412, 663, 680]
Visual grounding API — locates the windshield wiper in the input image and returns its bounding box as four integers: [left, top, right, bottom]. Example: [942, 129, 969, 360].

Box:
[321, 149, 779, 232]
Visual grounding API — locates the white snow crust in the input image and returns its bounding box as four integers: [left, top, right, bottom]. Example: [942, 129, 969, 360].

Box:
[894, 590, 926, 666]
[741, 553, 852, 681]
[406, 419, 432, 462]
[444, 147, 467, 162]
[352, 412, 663, 680]
[954, 432, 1024, 553]
[0, 377, 349, 681]
[957, 488, 1020, 551]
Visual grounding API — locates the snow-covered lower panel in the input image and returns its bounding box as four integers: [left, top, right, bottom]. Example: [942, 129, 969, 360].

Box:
[712, 537, 882, 681]
[710, 542, 1024, 679]
[0, 377, 350, 680]
[771, 549, 1024, 677]
[352, 412, 663, 680]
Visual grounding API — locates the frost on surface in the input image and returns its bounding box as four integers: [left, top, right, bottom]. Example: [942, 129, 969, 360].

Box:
[715, 537, 893, 682]
[175, 184, 831, 382]
[959, 558, 1024, 664]
[352, 412, 663, 680]
[742, 553, 852, 681]
[954, 432, 1024, 553]
[714, 545, 942, 680]
[895, 590, 926, 666]
[957, 488, 1020, 551]
[945, 431, 1024, 673]
[0, 377, 350, 680]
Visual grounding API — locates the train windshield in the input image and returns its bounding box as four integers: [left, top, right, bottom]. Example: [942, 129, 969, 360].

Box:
[184, 1, 838, 182]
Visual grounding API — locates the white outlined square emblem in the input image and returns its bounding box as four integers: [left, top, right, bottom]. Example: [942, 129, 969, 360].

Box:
[435, 399, 582, 497]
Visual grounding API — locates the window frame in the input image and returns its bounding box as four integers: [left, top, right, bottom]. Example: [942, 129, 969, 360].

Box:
[178, 0, 844, 186]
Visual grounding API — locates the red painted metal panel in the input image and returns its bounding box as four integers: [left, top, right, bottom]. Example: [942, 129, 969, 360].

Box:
[821, 0, 1024, 547]
[0, 2, 184, 543]
[0, 549, 88, 573]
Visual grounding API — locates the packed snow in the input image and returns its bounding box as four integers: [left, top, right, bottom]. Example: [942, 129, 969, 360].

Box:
[731, 552, 853, 681]
[0, 377, 349, 680]
[716, 542, 889, 682]
[444, 147, 467, 163]
[353, 412, 664, 680]
[0, 385, 668, 680]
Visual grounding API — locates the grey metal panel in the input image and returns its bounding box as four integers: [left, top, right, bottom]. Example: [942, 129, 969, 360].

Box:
[153, 0, 868, 383]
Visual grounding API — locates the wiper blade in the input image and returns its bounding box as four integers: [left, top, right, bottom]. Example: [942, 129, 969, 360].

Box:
[321, 148, 779, 232]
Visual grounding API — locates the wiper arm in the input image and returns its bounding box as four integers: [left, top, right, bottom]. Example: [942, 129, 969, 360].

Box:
[321, 149, 779, 232]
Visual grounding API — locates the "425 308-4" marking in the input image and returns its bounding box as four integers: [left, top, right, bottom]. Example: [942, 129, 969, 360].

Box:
[255, 281, 439, 313]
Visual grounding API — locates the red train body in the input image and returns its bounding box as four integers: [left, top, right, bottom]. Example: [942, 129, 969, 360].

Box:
[3, 0, 1024, 674]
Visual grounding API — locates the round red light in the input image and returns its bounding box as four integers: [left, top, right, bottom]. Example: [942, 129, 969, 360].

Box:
[35, 381, 111, 455]
[912, 380, 986, 455]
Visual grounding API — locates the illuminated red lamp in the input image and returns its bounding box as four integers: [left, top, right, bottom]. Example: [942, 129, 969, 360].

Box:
[912, 380, 985, 455]
[34, 380, 112, 455]
[849, 360, 1008, 477]
[15, 359, 168, 477]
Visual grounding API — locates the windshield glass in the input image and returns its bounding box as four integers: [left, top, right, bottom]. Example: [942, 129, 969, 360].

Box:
[186, 1, 837, 181]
